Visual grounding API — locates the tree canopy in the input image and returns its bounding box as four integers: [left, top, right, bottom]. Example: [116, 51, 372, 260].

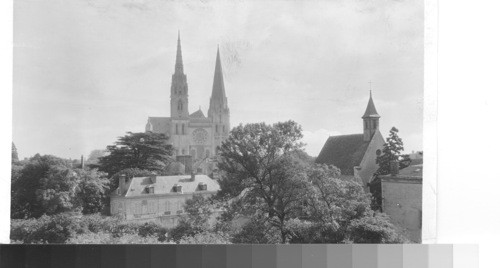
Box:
[375, 127, 411, 176]
[98, 131, 174, 177]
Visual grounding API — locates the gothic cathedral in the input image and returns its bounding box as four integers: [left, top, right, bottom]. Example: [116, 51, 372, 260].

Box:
[145, 33, 230, 163]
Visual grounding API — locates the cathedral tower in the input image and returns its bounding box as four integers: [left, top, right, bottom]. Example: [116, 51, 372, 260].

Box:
[170, 32, 189, 118]
[362, 91, 381, 142]
[208, 47, 230, 147]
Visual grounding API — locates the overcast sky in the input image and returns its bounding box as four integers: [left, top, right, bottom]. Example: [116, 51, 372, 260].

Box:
[13, 0, 423, 159]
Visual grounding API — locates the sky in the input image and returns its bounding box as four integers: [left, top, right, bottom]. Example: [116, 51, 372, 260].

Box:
[13, 0, 423, 160]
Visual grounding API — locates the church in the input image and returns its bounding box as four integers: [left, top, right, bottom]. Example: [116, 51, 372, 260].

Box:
[315, 92, 385, 192]
[145, 33, 230, 171]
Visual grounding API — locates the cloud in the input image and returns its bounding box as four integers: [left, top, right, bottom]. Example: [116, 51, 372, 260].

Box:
[302, 129, 342, 157]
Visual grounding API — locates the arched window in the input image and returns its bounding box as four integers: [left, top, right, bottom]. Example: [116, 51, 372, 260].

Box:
[175, 124, 179, 135]
[182, 124, 185, 134]
[215, 125, 218, 133]
[373, 120, 378, 129]
[178, 100, 183, 111]
[364, 120, 368, 129]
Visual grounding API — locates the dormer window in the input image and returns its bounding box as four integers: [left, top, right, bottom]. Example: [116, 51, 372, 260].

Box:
[145, 185, 154, 194]
[173, 184, 183, 193]
[198, 182, 207, 191]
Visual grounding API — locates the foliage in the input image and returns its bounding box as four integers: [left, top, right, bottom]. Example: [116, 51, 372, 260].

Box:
[11, 155, 109, 219]
[217, 121, 312, 242]
[86, 149, 108, 168]
[11, 213, 81, 243]
[231, 215, 282, 244]
[178, 231, 231, 244]
[11, 154, 73, 218]
[98, 131, 174, 177]
[375, 127, 411, 176]
[347, 212, 408, 243]
[138, 222, 168, 242]
[67, 232, 167, 244]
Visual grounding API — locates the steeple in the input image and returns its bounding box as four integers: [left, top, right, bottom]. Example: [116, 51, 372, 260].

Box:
[210, 46, 227, 100]
[170, 31, 189, 118]
[175, 30, 184, 74]
[208, 46, 230, 146]
[362, 90, 380, 119]
[362, 90, 381, 142]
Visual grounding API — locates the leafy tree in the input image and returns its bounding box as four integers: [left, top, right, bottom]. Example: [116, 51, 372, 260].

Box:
[86, 149, 108, 168]
[75, 169, 109, 214]
[11, 155, 73, 218]
[375, 127, 411, 176]
[346, 212, 407, 243]
[99, 131, 174, 177]
[217, 121, 311, 242]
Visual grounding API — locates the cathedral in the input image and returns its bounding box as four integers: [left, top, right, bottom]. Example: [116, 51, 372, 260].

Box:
[145, 33, 230, 168]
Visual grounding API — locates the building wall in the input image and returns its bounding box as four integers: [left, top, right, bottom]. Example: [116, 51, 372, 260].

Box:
[110, 192, 216, 228]
[382, 179, 422, 242]
[355, 130, 385, 191]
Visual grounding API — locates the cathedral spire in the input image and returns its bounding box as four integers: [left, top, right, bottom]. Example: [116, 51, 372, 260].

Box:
[210, 46, 227, 100]
[175, 30, 184, 74]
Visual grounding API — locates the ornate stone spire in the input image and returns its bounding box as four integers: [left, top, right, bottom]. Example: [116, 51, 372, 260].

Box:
[210, 46, 227, 101]
[175, 30, 184, 74]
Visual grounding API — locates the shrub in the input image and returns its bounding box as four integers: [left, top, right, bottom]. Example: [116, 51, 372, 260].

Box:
[10, 213, 81, 243]
[138, 222, 168, 242]
[179, 231, 231, 244]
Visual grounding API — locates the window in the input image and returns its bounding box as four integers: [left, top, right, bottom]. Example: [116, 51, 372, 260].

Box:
[365, 120, 368, 129]
[373, 120, 378, 129]
[223, 125, 225, 133]
[182, 124, 185, 134]
[215, 125, 218, 133]
[175, 124, 178, 135]
[178, 100, 183, 111]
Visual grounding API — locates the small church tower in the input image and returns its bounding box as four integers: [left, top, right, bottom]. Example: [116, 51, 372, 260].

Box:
[170, 31, 189, 118]
[362, 91, 381, 142]
[208, 47, 230, 148]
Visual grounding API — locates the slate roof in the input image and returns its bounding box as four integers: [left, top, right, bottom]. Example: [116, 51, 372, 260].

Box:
[118, 174, 220, 197]
[190, 109, 206, 118]
[315, 134, 370, 175]
[362, 92, 380, 118]
[147, 117, 171, 133]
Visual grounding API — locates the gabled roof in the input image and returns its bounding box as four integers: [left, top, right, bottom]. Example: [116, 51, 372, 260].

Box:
[190, 109, 206, 118]
[118, 174, 220, 197]
[147, 117, 171, 133]
[315, 134, 370, 175]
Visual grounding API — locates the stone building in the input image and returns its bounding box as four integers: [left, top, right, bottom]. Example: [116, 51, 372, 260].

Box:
[145, 33, 230, 170]
[373, 162, 423, 242]
[110, 173, 220, 228]
[315, 92, 385, 191]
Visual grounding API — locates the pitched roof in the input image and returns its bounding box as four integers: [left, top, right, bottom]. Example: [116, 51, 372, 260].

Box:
[147, 117, 171, 133]
[119, 174, 220, 197]
[315, 134, 370, 175]
[398, 164, 423, 178]
[362, 91, 380, 118]
[190, 109, 206, 118]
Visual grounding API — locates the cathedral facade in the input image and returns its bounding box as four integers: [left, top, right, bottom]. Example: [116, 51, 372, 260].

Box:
[145, 34, 230, 164]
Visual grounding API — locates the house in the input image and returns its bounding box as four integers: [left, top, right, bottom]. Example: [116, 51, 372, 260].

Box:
[371, 161, 423, 243]
[110, 173, 220, 228]
[315, 92, 385, 191]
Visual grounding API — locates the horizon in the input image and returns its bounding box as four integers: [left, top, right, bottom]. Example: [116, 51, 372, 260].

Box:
[13, 0, 423, 160]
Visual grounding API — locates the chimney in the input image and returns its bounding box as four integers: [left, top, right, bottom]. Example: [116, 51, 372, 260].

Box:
[190, 172, 196, 181]
[80, 155, 85, 169]
[390, 160, 399, 176]
[119, 174, 127, 194]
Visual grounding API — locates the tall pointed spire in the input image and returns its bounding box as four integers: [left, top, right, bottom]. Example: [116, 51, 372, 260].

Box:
[211, 46, 226, 100]
[362, 90, 380, 118]
[175, 30, 184, 74]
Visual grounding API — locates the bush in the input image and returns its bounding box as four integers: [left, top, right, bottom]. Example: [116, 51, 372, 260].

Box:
[138, 222, 168, 242]
[179, 231, 231, 244]
[231, 217, 282, 244]
[11, 213, 81, 243]
[347, 213, 408, 243]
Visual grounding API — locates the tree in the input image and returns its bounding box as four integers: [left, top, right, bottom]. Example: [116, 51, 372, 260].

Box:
[11, 154, 73, 218]
[86, 149, 108, 168]
[375, 127, 411, 176]
[168, 195, 215, 242]
[217, 121, 311, 242]
[75, 169, 109, 214]
[98, 131, 174, 177]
